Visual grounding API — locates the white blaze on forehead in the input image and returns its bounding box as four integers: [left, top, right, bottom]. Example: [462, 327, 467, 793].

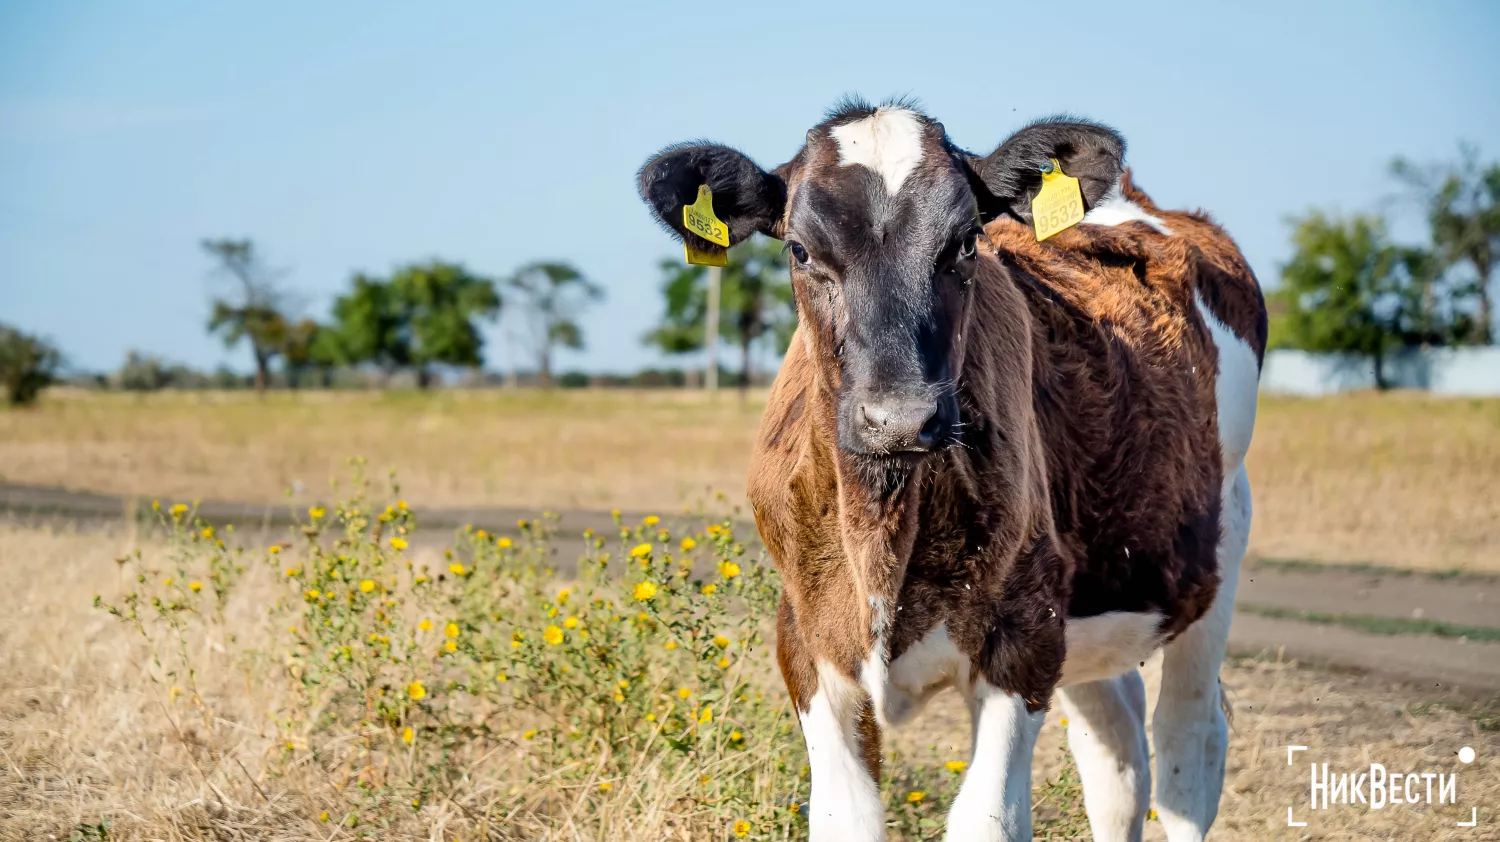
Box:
[829, 107, 926, 196]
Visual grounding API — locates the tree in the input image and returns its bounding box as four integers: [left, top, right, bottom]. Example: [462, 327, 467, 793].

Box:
[202, 238, 290, 392]
[321, 263, 501, 388]
[0, 324, 62, 406]
[390, 262, 503, 387]
[1269, 212, 1415, 389]
[1391, 145, 1500, 345]
[644, 235, 795, 391]
[506, 262, 602, 387]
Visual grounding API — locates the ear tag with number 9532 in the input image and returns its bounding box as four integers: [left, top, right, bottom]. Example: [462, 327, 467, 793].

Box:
[1031, 158, 1085, 241]
[683, 184, 730, 266]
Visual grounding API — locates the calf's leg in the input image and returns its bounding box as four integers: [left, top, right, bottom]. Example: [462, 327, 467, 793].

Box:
[1058, 671, 1151, 842]
[778, 601, 885, 842]
[944, 680, 1044, 842]
[1152, 466, 1250, 841]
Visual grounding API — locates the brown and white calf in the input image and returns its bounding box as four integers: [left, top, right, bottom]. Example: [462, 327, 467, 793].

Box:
[639, 100, 1265, 842]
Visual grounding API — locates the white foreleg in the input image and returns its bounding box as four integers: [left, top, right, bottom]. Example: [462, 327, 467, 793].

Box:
[945, 680, 1044, 842]
[803, 663, 885, 842]
[1058, 670, 1151, 842]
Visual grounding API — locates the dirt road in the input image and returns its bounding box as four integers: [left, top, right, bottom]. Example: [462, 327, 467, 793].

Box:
[4, 481, 1497, 694]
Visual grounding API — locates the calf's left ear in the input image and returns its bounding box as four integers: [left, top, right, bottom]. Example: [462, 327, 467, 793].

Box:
[638, 143, 787, 249]
[963, 117, 1125, 223]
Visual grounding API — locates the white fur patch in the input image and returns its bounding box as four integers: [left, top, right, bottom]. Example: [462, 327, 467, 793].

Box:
[1058, 672, 1152, 841]
[803, 663, 885, 842]
[883, 622, 967, 725]
[945, 682, 1043, 842]
[829, 107, 925, 196]
[1083, 181, 1173, 235]
[860, 634, 889, 729]
[1059, 611, 1164, 687]
[1194, 290, 1259, 469]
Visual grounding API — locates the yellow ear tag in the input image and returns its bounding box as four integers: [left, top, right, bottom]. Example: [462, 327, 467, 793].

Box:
[683, 184, 730, 247]
[1031, 158, 1085, 241]
[684, 242, 727, 266]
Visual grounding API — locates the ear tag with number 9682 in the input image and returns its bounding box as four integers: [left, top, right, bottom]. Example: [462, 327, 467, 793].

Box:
[683, 184, 730, 266]
[1031, 158, 1085, 241]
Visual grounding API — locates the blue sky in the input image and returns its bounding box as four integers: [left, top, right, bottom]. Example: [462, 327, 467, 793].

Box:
[2, 1, 1498, 375]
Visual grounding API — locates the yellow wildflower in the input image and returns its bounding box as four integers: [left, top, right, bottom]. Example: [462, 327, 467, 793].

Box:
[677, 687, 692, 699]
[201, 527, 214, 539]
[309, 506, 325, 519]
[512, 631, 525, 648]
[319, 810, 329, 822]
[496, 672, 508, 682]
[946, 760, 968, 773]
[698, 706, 712, 724]
[730, 730, 743, 742]
[164, 577, 174, 586]
[717, 657, 730, 669]
[188, 581, 203, 592]
[449, 562, 466, 576]
[643, 515, 660, 527]
[284, 566, 297, 577]
[719, 561, 742, 579]
[734, 820, 751, 838]
[1059, 717, 1069, 728]
[523, 728, 537, 739]
[630, 543, 653, 559]
[713, 635, 731, 648]
[633, 581, 658, 601]
[359, 579, 375, 593]
[665, 640, 678, 650]
[402, 727, 414, 744]
[680, 537, 697, 550]
[556, 587, 571, 603]
[390, 537, 408, 550]
[701, 583, 717, 595]
[418, 619, 432, 631]
[614, 693, 625, 702]
[563, 616, 579, 629]
[497, 536, 512, 548]
[476, 529, 488, 540]
[544, 625, 564, 645]
[397, 499, 408, 510]
[269, 545, 282, 555]
[407, 681, 426, 700]
[646, 713, 656, 722]
[598, 781, 613, 791]
[547, 606, 559, 618]
[706, 523, 723, 535]
[445, 622, 460, 638]
[907, 790, 926, 804]
[1149, 809, 1159, 820]
[170, 503, 188, 517]
[444, 640, 457, 653]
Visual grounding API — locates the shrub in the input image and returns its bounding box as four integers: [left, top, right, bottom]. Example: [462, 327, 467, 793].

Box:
[0, 323, 62, 406]
[94, 469, 1087, 839]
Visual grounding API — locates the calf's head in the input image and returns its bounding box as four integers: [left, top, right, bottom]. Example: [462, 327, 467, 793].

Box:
[639, 100, 1125, 457]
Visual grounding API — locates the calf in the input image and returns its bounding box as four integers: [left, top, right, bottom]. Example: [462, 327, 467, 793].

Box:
[638, 99, 1265, 842]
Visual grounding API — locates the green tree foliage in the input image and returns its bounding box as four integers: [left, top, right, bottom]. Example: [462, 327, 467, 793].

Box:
[0, 323, 62, 406]
[321, 263, 501, 387]
[1270, 213, 1418, 388]
[506, 262, 602, 387]
[1391, 145, 1500, 345]
[202, 238, 290, 392]
[643, 235, 795, 390]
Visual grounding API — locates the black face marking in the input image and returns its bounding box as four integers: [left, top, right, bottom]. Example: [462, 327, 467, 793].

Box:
[785, 107, 981, 457]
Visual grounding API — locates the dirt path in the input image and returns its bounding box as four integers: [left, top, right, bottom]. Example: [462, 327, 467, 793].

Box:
[5, 481, 1498, 694]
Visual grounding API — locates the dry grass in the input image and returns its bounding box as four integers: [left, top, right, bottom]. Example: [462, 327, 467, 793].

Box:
[5, 519, 1494, 840]
[3, 388, 1498, 572]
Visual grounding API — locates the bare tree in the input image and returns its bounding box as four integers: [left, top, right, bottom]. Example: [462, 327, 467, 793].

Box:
[202, 238, 290, 391]
[506, 262, 603, 387]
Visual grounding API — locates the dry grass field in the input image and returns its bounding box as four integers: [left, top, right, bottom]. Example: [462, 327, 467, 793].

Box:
[3, 517, 1495, 841]
[2, 389, 1497, 571]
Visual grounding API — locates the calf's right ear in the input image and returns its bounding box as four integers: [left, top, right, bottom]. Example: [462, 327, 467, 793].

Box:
[637, 143, 787, 250]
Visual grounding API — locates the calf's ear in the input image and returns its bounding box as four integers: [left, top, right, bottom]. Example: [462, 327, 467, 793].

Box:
[638, 143, 787, 249]
[964, 117, 1125, 223]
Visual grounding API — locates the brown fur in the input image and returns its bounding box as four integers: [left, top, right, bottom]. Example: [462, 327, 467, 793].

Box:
[749, 178, 1264, 742]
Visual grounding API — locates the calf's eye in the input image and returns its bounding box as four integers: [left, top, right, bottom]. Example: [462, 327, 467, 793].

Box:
[788, 241, 810, 266]
[959, 231, 978, 260]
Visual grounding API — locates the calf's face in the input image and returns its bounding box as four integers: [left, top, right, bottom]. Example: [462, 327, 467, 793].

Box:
[639, 101, 1126, 458]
